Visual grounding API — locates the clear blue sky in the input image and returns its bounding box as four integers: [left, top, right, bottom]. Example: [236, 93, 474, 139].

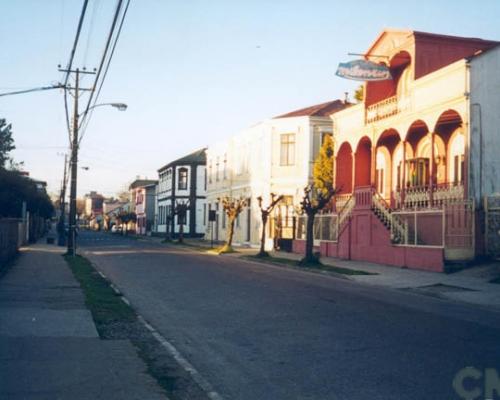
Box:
[2, 0, 499, 198]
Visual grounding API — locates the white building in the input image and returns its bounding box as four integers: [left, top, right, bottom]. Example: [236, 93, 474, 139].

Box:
[205, 100, 348, 249]
[156, 149, 207, 237]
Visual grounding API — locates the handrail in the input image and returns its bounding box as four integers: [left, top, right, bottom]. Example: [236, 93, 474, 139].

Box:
[372, 190, 408, 244]
[332, 195, 355, 241]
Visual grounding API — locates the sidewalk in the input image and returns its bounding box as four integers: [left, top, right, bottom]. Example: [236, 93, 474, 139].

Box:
[0, 243, 167, 400]
[267, 250, 500, 310]
[154, 236, 500, 310]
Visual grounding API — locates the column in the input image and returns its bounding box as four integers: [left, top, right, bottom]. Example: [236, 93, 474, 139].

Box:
[370, 144, 377, 187]
[401, 141, 406, 208]
[429, 131, 435, 207]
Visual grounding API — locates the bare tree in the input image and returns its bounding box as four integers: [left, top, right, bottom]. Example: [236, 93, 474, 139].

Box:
[299, 185, 336, 264]
[256, 193, 284, 257]
[218, 196, 247, 253]
[173, 200, 190, 244]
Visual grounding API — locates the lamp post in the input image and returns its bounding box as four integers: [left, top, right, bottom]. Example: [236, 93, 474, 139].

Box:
[67, 100, 127, 256]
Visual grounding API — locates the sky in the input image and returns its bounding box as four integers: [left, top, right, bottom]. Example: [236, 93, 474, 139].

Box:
[1, 0, 500, 198]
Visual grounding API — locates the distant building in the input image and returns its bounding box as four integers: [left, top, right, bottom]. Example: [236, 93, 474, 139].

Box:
[84, 191, 104, 229]
[129, 179, 158, 235]
[156, 148, 207, 238]
[102, 199, 129, 230]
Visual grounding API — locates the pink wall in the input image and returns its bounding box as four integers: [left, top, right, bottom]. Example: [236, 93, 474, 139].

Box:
[292, 207, 444, 272]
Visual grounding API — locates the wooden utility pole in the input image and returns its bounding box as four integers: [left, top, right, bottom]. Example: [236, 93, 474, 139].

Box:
[67, 68, 79, 255]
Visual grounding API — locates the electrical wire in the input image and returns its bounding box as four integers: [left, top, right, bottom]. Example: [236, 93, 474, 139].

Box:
[78, 0, 131, 144]
[0, 84, 64, 97]
[62, 0, 89, 144]
[78, 0, 124, 136]
[83, 0, 101, 67]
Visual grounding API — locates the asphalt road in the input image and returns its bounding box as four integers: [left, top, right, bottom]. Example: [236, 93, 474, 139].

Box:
[78, 231, 500, 400]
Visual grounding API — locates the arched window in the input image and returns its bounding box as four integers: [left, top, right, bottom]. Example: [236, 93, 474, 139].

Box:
[178, 168, 188, 190]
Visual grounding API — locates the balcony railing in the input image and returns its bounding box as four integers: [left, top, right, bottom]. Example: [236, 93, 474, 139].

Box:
[394, 183, 464, 209]
[365, 95, 398, 123]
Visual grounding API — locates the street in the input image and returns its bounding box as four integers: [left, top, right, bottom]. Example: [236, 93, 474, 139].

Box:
[79, 230, 500, 400]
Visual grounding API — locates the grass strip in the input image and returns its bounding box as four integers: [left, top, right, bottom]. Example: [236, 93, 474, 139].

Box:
[243, 254, 376, 276]
[64, 254, 134, 333]
[63, 254, 207, 399]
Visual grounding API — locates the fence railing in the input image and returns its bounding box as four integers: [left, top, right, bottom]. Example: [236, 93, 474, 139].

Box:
[365, 95, 399, 123]
[391, 209, 444, 247]
[313, 214, 338, 243]
[393, 183, 464, 209]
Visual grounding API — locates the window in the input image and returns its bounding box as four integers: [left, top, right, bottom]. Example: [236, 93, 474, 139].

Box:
[203, 203, 207, 225]
[204, 167, 207, 190]
[280, 133, 295, 166]
[222, 207, 226, 228]
[166, 169, 172, 191]
[178, 168, 188, 190]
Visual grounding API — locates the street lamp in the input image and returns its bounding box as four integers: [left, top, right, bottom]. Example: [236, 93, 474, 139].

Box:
[67, 101, 127, 256]
[86, 102, 128, 113]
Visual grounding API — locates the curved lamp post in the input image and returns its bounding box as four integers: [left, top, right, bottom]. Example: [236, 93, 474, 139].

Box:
[67, 102, 127, 255]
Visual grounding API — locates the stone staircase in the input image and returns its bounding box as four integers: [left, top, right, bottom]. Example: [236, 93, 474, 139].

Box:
[371, 191, 409, 244]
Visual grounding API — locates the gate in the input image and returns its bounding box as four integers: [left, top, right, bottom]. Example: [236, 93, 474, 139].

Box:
[444, 200, 475, 261]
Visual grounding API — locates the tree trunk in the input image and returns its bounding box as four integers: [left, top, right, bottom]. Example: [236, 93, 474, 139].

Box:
[178, 222, 184, 243]
[258, 213, 268, 257]
[227, 216, 236, 247]
[303, 211, 317, 264]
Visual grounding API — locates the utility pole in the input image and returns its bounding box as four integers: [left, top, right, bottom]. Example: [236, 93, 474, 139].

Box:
[67, 68, 79, 255]
[58, 66, 95, 256]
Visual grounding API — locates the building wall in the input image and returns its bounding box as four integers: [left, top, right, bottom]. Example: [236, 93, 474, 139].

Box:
[470, 46, 500, 204]
[205, 116, 331, 247]
[156, 162, 206, 237]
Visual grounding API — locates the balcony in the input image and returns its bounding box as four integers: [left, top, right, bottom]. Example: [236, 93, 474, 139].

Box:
[365, 95, 399, 124]
[393, 182, 464, 209]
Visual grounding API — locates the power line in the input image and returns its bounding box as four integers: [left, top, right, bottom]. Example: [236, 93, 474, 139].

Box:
[79, 0, 131, 144]
[78, 0, 124, 135]
[0, 84, 64, 97]
[62, 0, 89, 144]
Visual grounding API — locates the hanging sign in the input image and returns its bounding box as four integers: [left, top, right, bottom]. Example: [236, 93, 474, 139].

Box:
[335, 59, 392, 81]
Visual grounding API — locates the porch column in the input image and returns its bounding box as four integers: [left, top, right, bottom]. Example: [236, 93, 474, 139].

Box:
[401, 141, 406, 208]
[351, 151, 356, 192]
[429, 131, 435, 207]
[370, 144, 377, 187]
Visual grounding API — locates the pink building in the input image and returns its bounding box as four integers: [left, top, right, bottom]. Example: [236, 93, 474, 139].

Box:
[293, 29, 500, 271]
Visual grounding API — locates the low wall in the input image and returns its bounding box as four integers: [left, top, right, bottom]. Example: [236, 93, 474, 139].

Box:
[0, 219, 22, 268]
[292, 210, 444, 272]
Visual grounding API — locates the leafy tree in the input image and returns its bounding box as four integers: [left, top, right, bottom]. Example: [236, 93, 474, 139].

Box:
[116, 211, 136, 234]
[256, 193, 284, 257]
[354, 85, 364, 103]
[218, 196, 247, 253]
[300, 136, 337, 265]
[313, 135, 334, 197]
[0, 169, 54, 219]
[0, 118, 15, 168]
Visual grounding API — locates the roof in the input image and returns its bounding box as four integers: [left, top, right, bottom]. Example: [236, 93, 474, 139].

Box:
[273, 100, 350, 119]
[158, 148, 207, 172]
[366, 28, 499, 56]
[129, 179, 158, 190]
